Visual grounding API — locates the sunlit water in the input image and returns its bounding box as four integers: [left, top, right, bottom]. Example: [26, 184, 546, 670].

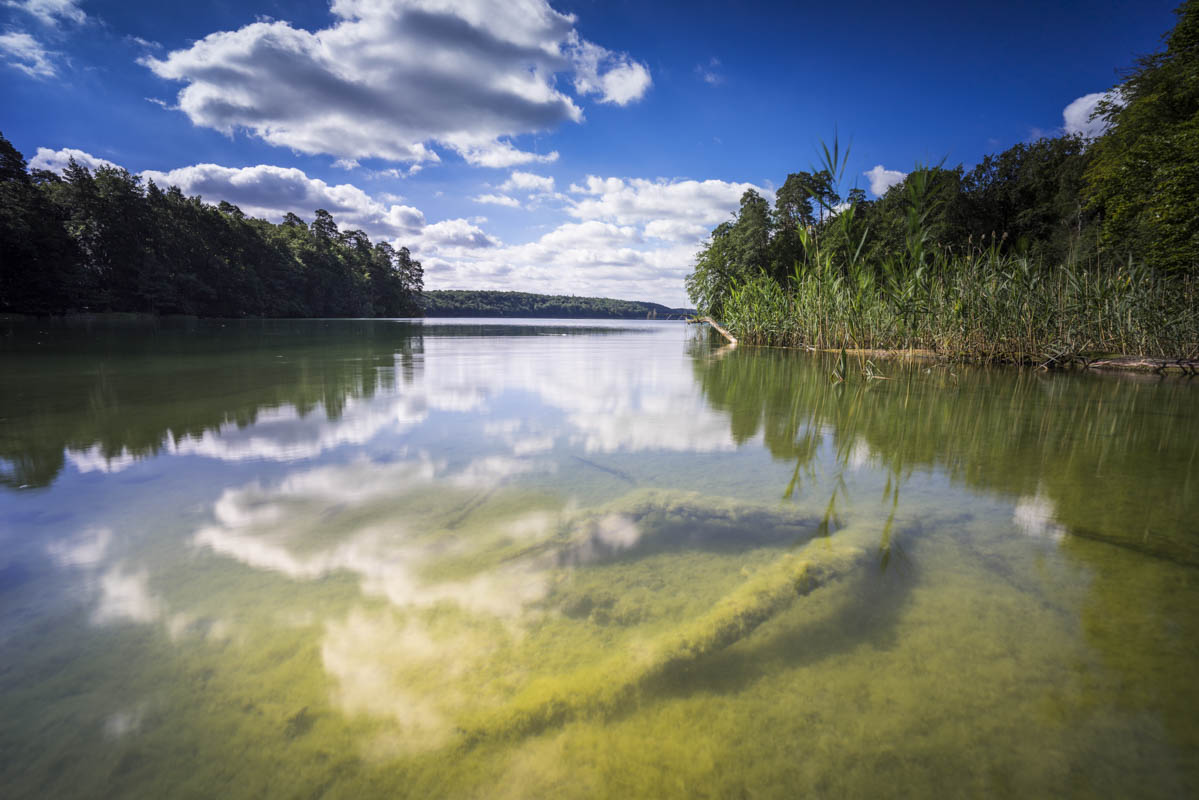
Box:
[1, 317, 1197, 798]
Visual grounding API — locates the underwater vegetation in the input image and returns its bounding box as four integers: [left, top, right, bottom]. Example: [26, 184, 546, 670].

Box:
[459, 528, 869, 745]
[2, 320, 1198, 798]
[187, 467, 884, 749]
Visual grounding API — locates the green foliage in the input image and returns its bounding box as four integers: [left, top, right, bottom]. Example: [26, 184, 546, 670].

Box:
[684, 221, 738, 317]
[1086, 0, 1199, 273]
[962, 136, 1096, 264]
[0, 134, 422, 317]
[730, 189, 772, 281]
[769, 172, 817, 280]
[685, 190, 778, 317]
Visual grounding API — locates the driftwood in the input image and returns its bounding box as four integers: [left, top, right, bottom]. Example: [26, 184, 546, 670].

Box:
[692, 316, 738, 345]
[1030, 350, 1199, 374]
[1084, 356, 1199, 375]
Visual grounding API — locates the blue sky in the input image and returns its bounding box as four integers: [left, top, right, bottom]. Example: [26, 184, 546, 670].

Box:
[0, 0, 1180, 305]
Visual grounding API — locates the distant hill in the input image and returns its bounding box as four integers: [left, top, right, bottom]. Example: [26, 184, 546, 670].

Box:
[419, 290, 695, 319]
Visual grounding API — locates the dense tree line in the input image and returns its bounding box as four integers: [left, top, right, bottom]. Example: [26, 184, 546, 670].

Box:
[688, 1, 1198, 318]
[421, 290, 693, 319]
[0, 138, 423, 317]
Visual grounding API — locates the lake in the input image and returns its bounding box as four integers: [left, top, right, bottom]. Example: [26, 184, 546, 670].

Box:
[1, 317, 1197, 798]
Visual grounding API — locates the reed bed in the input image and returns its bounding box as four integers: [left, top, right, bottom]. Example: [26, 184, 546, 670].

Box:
[720, 249, 1198, 363]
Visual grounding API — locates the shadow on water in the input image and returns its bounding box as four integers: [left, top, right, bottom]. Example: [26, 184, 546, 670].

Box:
[554, 498, 825, 568]
[644, 546, 919, 702]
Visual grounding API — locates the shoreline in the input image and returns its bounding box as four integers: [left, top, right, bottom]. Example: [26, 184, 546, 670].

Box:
[827, 347, 1197, 375]
[694, 319, 1197, 375]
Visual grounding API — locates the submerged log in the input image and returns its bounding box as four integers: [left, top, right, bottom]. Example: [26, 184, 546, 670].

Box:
[1085, 356, 1199, 375]
[457, 537, 866, 746]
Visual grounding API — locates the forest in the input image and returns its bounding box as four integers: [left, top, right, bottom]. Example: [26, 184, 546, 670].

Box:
[0, 140, 423, 318]
[687, 1, 1199, 361]
[422, 290, 692, 318]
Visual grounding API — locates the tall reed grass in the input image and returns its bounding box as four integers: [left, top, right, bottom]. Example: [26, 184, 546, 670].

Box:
[721, 251, 1198, 362]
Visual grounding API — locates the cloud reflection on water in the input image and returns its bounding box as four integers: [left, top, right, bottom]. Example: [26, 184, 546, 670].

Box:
[186, 453, 606, 747]
[321, 608, 489, 751]
[55, 326, 737, 479]
[66, 447, 141, 474]
[417, 335, 738, 455]
[93, 566, 162, 625]
[66, 392, 429, 471]
[193, 456, 559, 618]
[1012, 491, 1067, 543]
[46, 526, 113, 568]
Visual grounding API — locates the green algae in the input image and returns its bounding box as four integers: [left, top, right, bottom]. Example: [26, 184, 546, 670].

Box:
[163, 475, 876, 750]
[1, 494, 1195, 800]
[8, 465, 1199, 799]
[457, 536, 867, 746]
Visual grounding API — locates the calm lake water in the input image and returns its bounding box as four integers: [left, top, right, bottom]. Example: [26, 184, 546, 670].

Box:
[1, 317, 1197, 798]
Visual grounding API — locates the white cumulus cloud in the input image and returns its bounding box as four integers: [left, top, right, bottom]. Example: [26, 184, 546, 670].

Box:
[3, 0, 86, 27]
[565, 30, 652, 106]
[141, 0, 650, 167]
[414, 218, 501, 253]
[644, 219, 709, 241]
[473, 193, 522, 208]
[864, 164, 906, 197]
[567, 175, 765, 234]
[139, 162, 428, 238]
[1062, 91, 1114, 139]
[29, 146, 116, 172]
[501, 170, 555, 194]
[423, 174, 768, 304]
[0, 31, 56, 77]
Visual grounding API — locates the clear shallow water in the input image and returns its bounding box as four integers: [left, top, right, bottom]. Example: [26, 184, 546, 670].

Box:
[1, 317, 1197, 798]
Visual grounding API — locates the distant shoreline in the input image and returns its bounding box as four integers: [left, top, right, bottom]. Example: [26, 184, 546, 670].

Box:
[419, 289, 695, 320]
